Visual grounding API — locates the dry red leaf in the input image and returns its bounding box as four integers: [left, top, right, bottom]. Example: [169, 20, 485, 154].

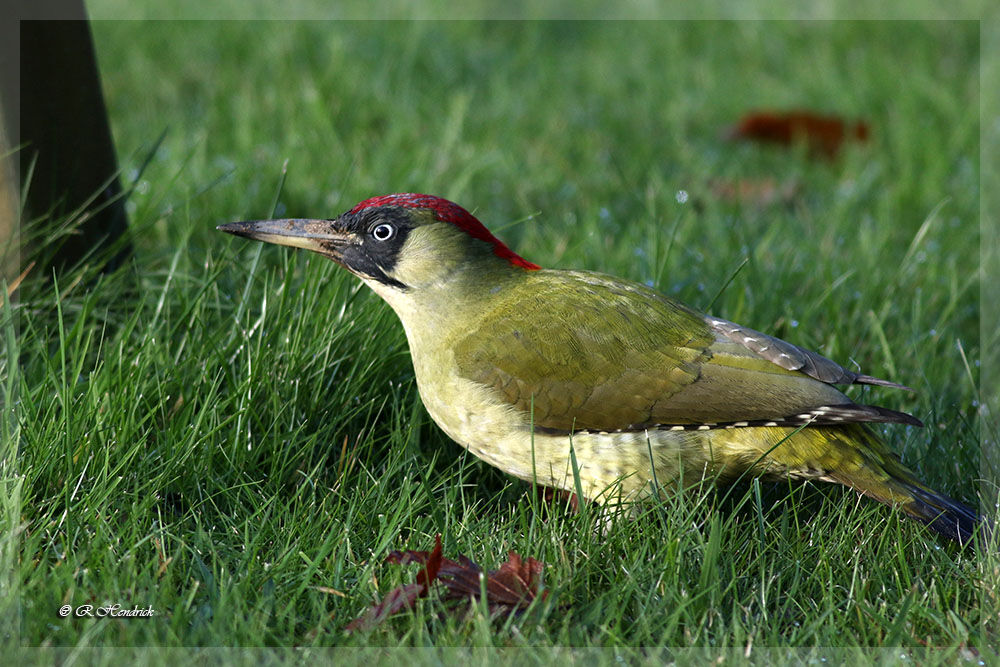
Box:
[480, 551, 545, 611]
[345, 535, 443, 633]
[708, 178, 800, 207]
[727, 110, 870, 158]
[344, 583, 425, 633]
[433, 555, 484, 601]
[345, 535, 547, 632]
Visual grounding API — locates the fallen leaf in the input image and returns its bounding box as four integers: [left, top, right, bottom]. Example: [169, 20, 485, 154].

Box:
[346, 535, 547, 632]
[344, 583, 425, 633]
[345, 534, 443, 632]
[480, 551, 545, 612]
[708, 178, 800, 207]
[727, 110, 870, 158]
[391, 543, 546, 613]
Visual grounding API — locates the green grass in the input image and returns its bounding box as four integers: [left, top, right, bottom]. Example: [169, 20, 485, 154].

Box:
[5, 19, 994, 660]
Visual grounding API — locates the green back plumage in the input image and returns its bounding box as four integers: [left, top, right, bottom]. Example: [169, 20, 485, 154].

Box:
[454, 270, 872, 431]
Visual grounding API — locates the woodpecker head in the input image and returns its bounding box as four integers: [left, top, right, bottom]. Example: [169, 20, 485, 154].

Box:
[218, 194, 539, 293]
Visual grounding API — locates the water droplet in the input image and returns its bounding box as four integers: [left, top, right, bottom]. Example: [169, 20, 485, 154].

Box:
[675, 190, 689, 204]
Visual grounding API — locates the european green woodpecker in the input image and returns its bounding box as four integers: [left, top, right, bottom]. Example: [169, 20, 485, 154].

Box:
[219, 193, 980, 545]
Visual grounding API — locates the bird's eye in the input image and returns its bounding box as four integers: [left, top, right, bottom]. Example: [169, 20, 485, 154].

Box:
[371, 223, 395, 241]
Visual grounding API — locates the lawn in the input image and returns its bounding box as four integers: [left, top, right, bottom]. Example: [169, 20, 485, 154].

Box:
[5, 18, 994, 662]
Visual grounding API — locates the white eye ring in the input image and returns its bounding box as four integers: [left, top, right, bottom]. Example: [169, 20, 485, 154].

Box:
[371, 223, 394, 241]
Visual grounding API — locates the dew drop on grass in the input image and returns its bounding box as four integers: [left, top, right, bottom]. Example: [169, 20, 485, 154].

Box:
[675, 190, 689, 204]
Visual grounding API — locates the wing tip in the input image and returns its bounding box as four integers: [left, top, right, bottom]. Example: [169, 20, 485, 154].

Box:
[854, 374, 915, 392]
[811, 404, 923, 427]
[708, 317, 916, 393]
[871, 405, 923, 427]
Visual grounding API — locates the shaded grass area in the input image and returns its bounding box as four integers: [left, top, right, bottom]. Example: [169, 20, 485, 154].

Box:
[6, 19, 994, 655]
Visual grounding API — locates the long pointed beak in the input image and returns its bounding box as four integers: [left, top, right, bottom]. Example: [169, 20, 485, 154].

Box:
[217, 219, 356, 257]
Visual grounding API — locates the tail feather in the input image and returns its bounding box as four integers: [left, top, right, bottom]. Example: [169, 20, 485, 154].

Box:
[899, 483, 983, 546]
[828, 467, 984, 547]
[825, 430, 984, 547]
[754, 423, 984, 547]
